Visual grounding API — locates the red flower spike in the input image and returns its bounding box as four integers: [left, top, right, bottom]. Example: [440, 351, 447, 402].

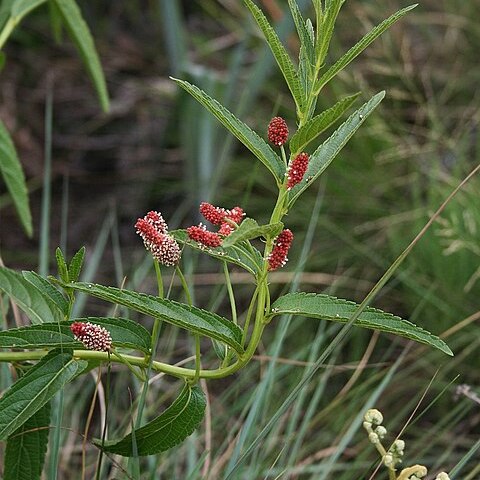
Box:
[226, 206, 245, 224]
[268, 117, 289, 146]
[287, 152, 309, 190]
[187, 224, 223, 247]
[268, 229, 293, 271]
[199, 202, 228, 225]
[71, 321, 112, 352]
[135, 212, 181, 266]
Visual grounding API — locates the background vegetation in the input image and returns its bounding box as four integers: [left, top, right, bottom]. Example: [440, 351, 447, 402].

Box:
[1, 0, 479, 478]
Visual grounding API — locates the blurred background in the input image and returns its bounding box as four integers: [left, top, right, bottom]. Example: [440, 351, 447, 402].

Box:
[1, 0, 479, 478]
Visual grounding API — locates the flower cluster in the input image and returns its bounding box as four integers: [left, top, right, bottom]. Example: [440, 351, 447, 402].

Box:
[287, 152, 309, 190]
[187, 202, 245, 248]
[268, 229, 293, 271]
[135, 211, 181, 266]
[186, 224, 223, 248]
[71, 321, 112, 352]
[267, 116, 288, 146]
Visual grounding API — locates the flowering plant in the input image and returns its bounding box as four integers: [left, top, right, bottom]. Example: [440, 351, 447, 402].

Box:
[0, 0, 452, 475]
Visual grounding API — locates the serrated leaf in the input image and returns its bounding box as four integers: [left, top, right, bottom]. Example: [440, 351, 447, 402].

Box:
[0, 119, 32, 237]
[0, 266, 65, 324]
[316, 0, 343, 65]
[171, 77, 284, 182]
[64, 282, 244, 354]
[95, 382, 206, 456]
[316, 4, 417, 93]
[288, 0, 315, 65]
[22, 270, 69, 315]
[0, 349, 87, 440]
[4, 402, 50, 480]
[68, 246, 85, 282]
[222, 218, 283, 248]
[270, 292, 453, 355]
[11, 0, 47, 18]
[172, 229, 263, 276]
[244, 0, 305, 112]
[289, 92, 360, 154]
[53, 0, 110, 112]
[0, 317, 152, 353]
[288, 91, 385, 207]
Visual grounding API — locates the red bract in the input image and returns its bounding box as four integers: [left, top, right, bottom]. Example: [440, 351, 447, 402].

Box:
[287, 152, 309, 190]
[268, 229, 293, 271]
[71, 322, 112, 352]
[135, 211, 181, 266]
[187, 224, 222, 247]
[267, 117, 289, 146]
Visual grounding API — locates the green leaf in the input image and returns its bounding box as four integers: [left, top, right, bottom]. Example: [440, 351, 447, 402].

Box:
[171, 77, 284, 182]
[315, 0, 343, 65]
[287, 0, 315, 65]
[289, 92, 360, 154]
[55, 247, 69, 283]
[53, 0, 110, 112]
[172, 229, 263, 276]
[0, 317, 152, 353]
[68, 246, 85, 282]
[0, 266, 65, 324]
[270, 292, 453, 356]
[244, 0, 305, 112]
[288, 91, 385, 207]
[11, 0, 47, 18]
[0, 120, 32, 237]
[316, 5, 417, 93]
[222, 218, 283, 248]
[4, 402, 51, 480]
[64, 282, 244, 354]
[0, 349, 87, 440]
[22, 271, 69, 315]
[95, 382, 206, 456]
[48, 0, 63, 43]
[0, 0, 15, 30]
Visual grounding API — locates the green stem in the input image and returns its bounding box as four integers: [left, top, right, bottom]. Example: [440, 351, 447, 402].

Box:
[154, 261, 164, 298]
[175, 265, 192, 305]
[223, 261, 237, 325]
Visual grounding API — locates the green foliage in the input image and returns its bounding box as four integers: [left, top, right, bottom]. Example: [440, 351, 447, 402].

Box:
[22, 271, 69, 315]
[316, 4, 418, 93]
[244, 0, 305, 113]
[221, 218, 284, 248]
[0, 120, 32, 237]
[0, 266, 65, 324]
[171, 77, 285, 182]
[0, 349, 86, 440]
[270, 292, 453, 356]
[67, 246, 85, 283]
[172, 229, 263, 276]
[64, 282, 244, 354]
[288, 91, 386, 207]
[95, 382, 206, 456]
[289, 92, 360, 154]
[53, 0, 110, 112]
[4, 402, 51, 480]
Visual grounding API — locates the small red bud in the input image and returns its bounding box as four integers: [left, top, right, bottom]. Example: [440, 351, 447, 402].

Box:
[287, 152, 309, 190]
[267, 117, 289, 146]
[268, 229, 293, 271]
